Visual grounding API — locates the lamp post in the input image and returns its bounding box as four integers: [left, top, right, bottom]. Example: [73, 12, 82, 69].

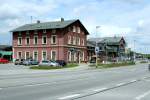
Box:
[95, 26, 100, 68]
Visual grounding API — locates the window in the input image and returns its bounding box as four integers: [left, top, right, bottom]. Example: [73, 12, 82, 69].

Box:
[73, 26, 76, 32]
[82, 39, 84, 46]
[42, 36, 47, 44]
[25, 52, 30, 59]
[68, 51, 71, 61]
[68, 27, 71, 31]
[51, 51, 56, 60]
[26, 37, 30, 45]
[34, 30, 38, 34]
[17, 52, 22, 59]
[43, 29, 46, 33]
[77, 27, 80, 33]
[42, 51, 47, 60]
[26, 31, 29, 35]
[18, 37, 22, 45]
[74, 52, 76, 61]
[33, 51, 38, 60]
[51, 35, 56, 44]
[34, 36, 38, 45]
[77, 37, 80, 45]
[68, 35, 71, 44]
[52, 29, 56, 34]
[73, 36, 76, 45]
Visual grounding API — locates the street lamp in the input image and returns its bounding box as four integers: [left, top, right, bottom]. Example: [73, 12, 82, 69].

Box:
[95, 26, 100, 68]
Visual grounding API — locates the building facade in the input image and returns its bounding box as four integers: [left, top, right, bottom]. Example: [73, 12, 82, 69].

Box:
[87, 37, 126, 62]
[11, 19, 89, 63]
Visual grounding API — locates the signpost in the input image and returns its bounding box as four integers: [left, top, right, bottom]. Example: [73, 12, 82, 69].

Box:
[95, 46, 99, 68]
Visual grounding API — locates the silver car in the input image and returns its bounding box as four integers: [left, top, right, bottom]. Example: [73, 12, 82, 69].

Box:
[39, 60, 59, 67]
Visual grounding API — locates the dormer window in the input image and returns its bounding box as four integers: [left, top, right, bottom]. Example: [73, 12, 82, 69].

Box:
[43, 29, 46, 33]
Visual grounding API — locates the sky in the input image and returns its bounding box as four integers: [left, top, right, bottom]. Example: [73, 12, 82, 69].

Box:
[0, 0, 150, 53]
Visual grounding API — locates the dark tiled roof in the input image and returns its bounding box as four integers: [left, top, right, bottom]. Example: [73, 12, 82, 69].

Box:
[88, 37, 123, 45]
[11, 19, 78, 32]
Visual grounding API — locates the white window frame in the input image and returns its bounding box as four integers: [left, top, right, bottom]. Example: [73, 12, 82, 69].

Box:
[33, 36, 38, 45]
[18, 37, 22, 45]
[51, 50, 57, 60]
[73, 26, 76, 32]
[17, 51, 22, 59]
[42, 51, 47, 60]
[51, 35, 57, 44]
[33, 51, 38, 60]
[82, 51, 84, 61]
[68, 35, 71, 44]
[77, 27, 80, 33]
[42, 35, 47, 44]
[68, 51, 71, 61]
[43, 29, 46, 33]
[73, 36, 76, 45]
[25, 51, 30, 60]
[25, 36, 30, 45]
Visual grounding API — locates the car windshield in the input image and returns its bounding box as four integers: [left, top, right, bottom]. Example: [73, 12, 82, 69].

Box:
[42, 61, 49, 63]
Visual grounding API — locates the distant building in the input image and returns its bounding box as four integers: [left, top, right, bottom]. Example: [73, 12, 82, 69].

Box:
[11, 18, 89, 62]
[0, 45, 12, 61]
[87, 37, 126, 62]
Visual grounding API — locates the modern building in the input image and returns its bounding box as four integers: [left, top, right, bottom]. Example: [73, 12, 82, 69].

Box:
[87, 36, 126, 62]
[11, 18, 89, 63]
[0, 45, 12, 61]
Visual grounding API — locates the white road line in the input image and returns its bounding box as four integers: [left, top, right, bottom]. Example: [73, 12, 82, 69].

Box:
[130, 80, 137, 83]
[135, 90, 150, 100]
[93, 87, 108, 92]
[0, 88, 2, 90]
[25, 83, 50, 87]
[58, 94, 80, 100]
[116, 82, 126, 87]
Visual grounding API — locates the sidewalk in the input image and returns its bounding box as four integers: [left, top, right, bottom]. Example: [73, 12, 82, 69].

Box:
[0, 63, 90, 76]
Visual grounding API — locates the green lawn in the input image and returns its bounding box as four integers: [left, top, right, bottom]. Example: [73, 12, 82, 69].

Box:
[30, 63, 78, 70]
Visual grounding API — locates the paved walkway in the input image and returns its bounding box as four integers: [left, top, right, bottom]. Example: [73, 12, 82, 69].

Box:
[0, 63, 90, 76]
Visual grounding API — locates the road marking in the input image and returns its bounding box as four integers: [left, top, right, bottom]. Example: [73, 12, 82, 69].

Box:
[93, 87, 108, 92]
[26, 83, 50, 87]
[58, 94, 80, 100]
[116, 82, 126, 87]
[0, 88, 2, 90]
[135, 90, 150, 100]
[130, 80, 137, 83]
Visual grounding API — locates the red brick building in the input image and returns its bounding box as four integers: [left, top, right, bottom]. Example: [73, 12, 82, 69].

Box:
[11, 19, 89, 63]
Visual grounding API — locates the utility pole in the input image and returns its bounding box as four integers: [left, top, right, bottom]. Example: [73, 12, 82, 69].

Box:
[95, 26, 100, 68]
[133, 40, 136, 62]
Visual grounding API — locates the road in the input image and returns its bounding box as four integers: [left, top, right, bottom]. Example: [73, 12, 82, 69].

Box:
[0, 63, 150, 100]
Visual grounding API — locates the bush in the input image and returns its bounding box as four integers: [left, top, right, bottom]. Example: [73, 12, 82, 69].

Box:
[30, 63, 78, 70]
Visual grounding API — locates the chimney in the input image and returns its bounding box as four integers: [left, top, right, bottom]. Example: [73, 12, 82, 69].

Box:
[61, 18, 64, 22]
[37, 20, 40, 23]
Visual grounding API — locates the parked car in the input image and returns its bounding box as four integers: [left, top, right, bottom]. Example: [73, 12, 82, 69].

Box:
[0, 58, 9, 64]
[39, 60, 51, 66]
[49, 60, 60, 67]
[39, 60, 59, 67]
[14, 59, 25, 65]
[56, 60, 67, 66]
[23, 59, 39, 66]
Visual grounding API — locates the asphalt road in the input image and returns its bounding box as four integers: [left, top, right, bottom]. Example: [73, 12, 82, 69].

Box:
[0, 63, 150, 100]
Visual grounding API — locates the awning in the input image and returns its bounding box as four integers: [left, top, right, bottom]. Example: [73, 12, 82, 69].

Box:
[0, 51, 12, 56]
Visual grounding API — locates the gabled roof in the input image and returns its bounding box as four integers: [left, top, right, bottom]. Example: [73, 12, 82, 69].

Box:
[11, 19, 77, 32]
[88, 37, 124, 45]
